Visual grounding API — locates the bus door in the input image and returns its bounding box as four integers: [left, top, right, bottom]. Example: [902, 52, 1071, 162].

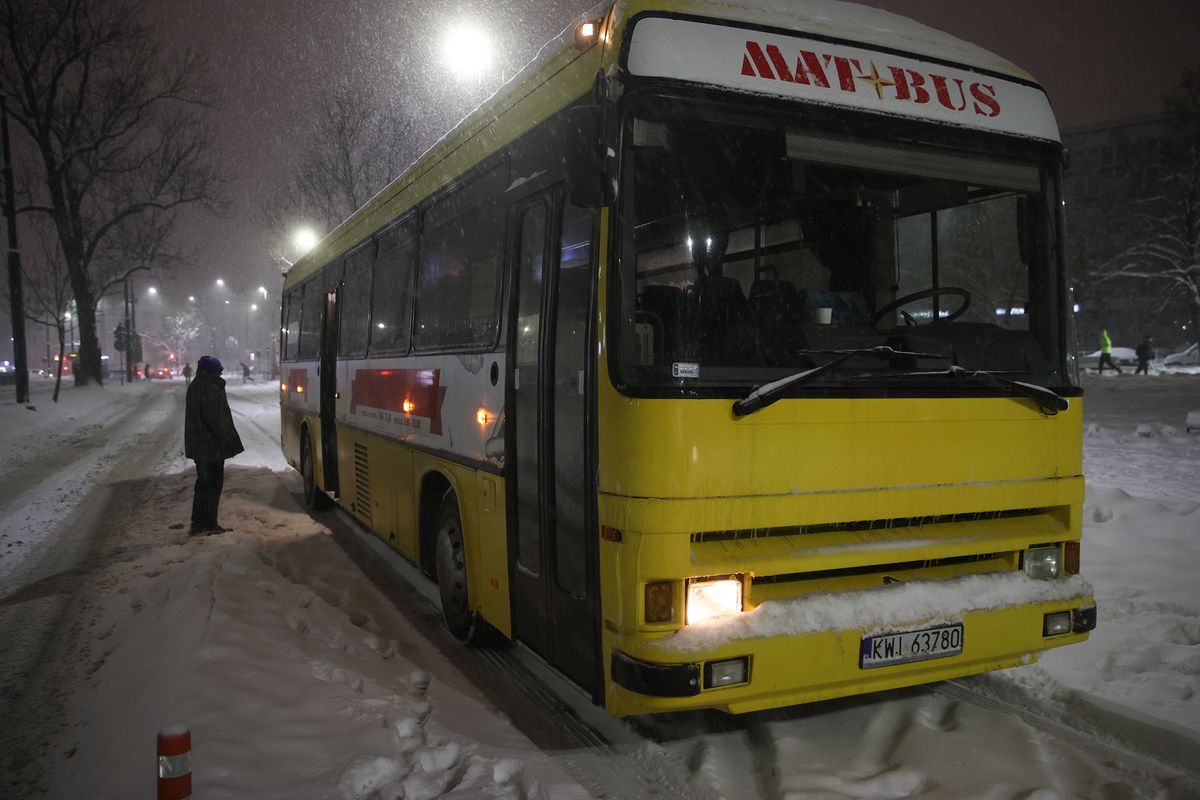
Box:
[508, 194, 599, 695]
[319, 284, 339, 497]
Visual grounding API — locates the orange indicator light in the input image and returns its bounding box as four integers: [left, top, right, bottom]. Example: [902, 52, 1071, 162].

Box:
[281, 383, 287, 391]
[403, 398, 415, 414]
[476, 407, 491, 425]
[296, 385, 304, 393]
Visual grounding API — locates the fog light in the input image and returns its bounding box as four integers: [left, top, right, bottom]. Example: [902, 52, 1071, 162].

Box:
[1043, 611, 1071, 636]
[1024, 546, 1061, 580]
[644, 581, 674, 623]
[1073, 603, 1097, 632]
[705, 657, 748, 688]
[686, 576, 743, 624]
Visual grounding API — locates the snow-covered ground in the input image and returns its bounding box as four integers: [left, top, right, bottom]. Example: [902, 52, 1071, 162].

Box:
[1, 370, 1198, 798]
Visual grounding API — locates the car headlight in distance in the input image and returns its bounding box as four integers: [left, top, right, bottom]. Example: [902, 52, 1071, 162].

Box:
[687, 576, 743, 625]
[1024, 545, 1061, 580]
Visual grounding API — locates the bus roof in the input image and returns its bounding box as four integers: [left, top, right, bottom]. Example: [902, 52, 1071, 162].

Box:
[284, 0, 1049, 285]
[632, 0, 1033, 82]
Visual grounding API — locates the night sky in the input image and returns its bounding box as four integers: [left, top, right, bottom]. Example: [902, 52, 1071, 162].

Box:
[5, 0, 1200, 363]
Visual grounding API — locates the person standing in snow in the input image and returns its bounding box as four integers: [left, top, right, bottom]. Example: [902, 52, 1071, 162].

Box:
[182, 362, 193, 384]
[1097, 329, 1121, 374]
[185, 356, 244, 534]
[240, 361, 253, 384]
[1135, 337, 1155, 375]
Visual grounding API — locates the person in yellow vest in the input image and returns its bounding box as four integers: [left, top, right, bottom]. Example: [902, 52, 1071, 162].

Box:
[1098, 329, 1122, 374]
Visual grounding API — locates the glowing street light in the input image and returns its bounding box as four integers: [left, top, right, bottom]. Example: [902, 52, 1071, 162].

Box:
[216, 278, 225, 287]
[443, 24, 494, 83]
[188, 296, 195, 302]
[293, 228, 319, 255]
[148, 287, 157, 295]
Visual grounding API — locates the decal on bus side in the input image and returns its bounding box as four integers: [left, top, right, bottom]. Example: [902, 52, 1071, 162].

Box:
[350, 368, 448, 435]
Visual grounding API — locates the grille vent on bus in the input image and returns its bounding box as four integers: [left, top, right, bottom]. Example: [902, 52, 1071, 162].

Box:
[752, 552, 999, 587]
[689, 508, 1041, 543]
[353, 443, 372, 526]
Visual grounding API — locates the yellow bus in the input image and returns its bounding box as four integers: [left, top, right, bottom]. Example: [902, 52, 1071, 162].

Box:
[280, 0, 1095, 716]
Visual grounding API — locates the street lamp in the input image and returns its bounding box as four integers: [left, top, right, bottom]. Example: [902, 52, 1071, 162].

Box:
[293, 228, 319, 255]
[215, 278, 225, 287]
[443, 23, 494, 84]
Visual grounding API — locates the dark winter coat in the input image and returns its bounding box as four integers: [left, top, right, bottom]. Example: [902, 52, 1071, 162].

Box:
[185, 372, 244, 461]
[1136, 341, 1155, 361]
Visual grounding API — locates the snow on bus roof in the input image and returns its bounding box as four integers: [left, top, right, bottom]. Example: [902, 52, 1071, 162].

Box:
[661, 0, 1031, 81]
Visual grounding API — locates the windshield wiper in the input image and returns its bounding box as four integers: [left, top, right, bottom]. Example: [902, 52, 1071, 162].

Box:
[731, 346, 945, 418]
[900, 366, 1069, 415]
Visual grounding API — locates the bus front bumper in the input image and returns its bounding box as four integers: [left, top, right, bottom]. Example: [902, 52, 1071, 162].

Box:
[605, 597, 1096, 716]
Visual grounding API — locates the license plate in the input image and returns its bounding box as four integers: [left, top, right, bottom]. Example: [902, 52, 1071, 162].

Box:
[860, 623, 964, 669]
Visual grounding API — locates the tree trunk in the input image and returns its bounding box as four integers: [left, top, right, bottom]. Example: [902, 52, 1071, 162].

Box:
[71, 284, 102, 386]
[54, 323, 65, 402]
[1190, 296, 1200, 353]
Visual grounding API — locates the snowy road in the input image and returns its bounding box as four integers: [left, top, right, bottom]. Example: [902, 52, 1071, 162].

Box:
[1, 374, 1198, 798]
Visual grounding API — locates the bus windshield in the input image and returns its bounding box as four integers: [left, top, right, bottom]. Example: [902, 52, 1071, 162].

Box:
[616, 102, 1069, 393]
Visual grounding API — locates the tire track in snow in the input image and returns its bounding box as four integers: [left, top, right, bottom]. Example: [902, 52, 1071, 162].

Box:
[0, 386, 183, 795]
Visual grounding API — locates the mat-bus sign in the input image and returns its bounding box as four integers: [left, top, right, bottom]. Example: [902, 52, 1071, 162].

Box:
[626, 16, 1060, 142]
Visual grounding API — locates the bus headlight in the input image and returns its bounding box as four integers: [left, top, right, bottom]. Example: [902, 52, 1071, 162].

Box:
[686, 576, 743, 625]
[1023, 545, 1061, 580]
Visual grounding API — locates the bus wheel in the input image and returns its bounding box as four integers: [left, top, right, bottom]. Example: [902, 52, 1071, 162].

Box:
[300, 429, 329, 510]
[435, 492, 480, 643]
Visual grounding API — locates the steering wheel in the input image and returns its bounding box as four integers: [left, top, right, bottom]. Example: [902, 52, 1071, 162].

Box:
[871, 287, 971, 328]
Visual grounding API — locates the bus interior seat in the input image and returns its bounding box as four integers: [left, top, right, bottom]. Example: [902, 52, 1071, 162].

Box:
[689, 276, 756, 362]
[799, 288, 885, 350]
[637, 284, 689, 361]
[749, 277, 800, 324]
[800, 289, 870, 325]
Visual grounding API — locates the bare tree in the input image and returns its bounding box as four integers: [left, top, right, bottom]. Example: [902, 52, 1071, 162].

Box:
[1096, 69, 1200, 350]
[144, 308, 201, 366]
[23, 223, 73, 400]
[262, 82, 418, 246]
[0, 218, 71, 399]
[0, 0, 223, 386]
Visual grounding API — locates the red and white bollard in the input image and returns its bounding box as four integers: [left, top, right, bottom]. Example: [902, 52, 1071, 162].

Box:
[157, 724, 192, 800]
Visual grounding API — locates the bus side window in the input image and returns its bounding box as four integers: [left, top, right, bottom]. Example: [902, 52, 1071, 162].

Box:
[298, 278, 323, 360]
[370, 223, 416, 354]
[339, 243, 374, 357]
[414, 163, 507, 351]
[283, 289, 301, 361]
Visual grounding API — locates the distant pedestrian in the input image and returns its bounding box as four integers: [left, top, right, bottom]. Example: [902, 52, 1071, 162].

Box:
[240, 362, 253, 384]
[1097, 329, 1122, 374]
[182, 362, 193, 384]
[185, 356, 244, 535]
[1135, 337, 1155, 375]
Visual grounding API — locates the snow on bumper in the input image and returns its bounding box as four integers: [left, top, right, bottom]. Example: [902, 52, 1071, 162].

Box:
[606, 572, 1095, 716]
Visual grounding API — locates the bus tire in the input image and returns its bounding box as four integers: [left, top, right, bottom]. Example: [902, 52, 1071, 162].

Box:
[435, 491, 483, 644]
[300, 428, 330, 510]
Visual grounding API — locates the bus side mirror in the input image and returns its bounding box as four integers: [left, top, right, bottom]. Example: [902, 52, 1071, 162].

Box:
[565, 105, 614, 207]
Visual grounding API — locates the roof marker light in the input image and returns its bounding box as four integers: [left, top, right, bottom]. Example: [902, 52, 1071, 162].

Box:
[575, 18, 601, 50]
